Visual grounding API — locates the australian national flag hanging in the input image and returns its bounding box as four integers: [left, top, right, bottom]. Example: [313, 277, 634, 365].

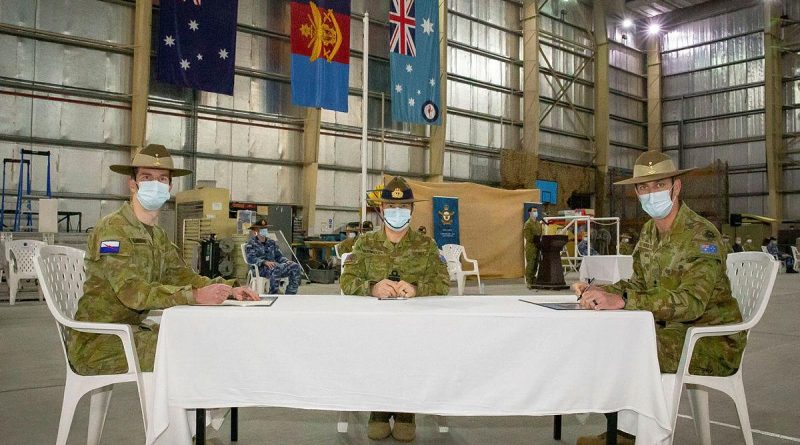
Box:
[156, 0, 238, 95]
[290, 0, 351, 112]
[389, 0, 440, 125]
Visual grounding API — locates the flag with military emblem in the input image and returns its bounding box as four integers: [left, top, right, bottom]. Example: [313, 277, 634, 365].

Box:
[156, 0, 238, 95]
[290, 0, 351, 112]
[389, 0, 440, 125]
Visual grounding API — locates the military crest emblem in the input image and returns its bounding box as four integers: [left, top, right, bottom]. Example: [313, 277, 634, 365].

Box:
[391, 188, 404, 199]
[298, 1, 344, 63]
[438, 204, 455, 225]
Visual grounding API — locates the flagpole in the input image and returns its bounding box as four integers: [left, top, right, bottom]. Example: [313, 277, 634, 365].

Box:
[360, 13, 370, 225]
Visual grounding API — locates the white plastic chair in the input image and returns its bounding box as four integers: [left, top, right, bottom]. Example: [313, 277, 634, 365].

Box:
[791, 246, 799, 272]
[34, 245, 149, 445]
[441, 244, 481, 296]
[7, 239, 46, 304]
[664, 252, 779, 445]
[241, 243, 267, 294]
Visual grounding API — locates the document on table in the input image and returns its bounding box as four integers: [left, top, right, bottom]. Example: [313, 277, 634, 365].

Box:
[518, 299, 586, 310]
[220, 295, 278, 307]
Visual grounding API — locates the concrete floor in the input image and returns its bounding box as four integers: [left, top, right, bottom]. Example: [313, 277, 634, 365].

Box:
[1, 274, 798, 444]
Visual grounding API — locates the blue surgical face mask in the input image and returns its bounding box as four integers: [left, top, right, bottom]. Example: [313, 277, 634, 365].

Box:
[259, 229, 269, 238]
[384, 207, 412, 231]
[638, 187, 674, 220]
[136, 181, 170, 211]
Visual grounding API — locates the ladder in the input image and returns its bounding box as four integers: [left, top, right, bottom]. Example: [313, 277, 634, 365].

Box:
[1, 159, 29, 231]
[0, 149, 52, 232]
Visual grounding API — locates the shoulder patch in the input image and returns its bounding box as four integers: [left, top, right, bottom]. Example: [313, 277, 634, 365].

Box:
[99, 240, 120, 254]
[699, 243, 718, 254]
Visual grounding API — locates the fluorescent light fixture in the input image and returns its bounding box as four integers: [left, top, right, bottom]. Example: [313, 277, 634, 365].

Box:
[622, 18, 633, 28]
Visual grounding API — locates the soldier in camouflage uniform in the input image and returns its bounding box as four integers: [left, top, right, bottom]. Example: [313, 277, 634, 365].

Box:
[618, 232, 635, 255]
[335, 220, 373, 256]
[574, 151, 746, 445]
[340, 176, 450, 442]
[523, 206, 543, 288]
[69, 145, 258, 376]
[245, 218, 302, 294]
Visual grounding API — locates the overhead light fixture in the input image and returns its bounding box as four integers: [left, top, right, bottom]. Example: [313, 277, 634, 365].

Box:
[622, 18, 633, 28]
[647, 23, 661, 35]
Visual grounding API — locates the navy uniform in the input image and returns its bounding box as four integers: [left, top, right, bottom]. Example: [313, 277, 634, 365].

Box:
[245, 219, 302, 294]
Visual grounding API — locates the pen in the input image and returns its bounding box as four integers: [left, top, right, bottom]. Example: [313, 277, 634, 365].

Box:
[577, 277, 595, 301]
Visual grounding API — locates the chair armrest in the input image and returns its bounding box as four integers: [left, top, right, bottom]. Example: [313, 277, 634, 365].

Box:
[8, 253, 17, 273]
[64, 320, 142, 374]
[463, 258, 479, 272]
[686, 322, 751, 340]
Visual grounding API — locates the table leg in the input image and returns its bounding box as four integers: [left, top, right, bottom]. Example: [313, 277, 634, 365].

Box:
[553, 414, 562, 440]
[231, 407, 238, 442]
[196, 409, 205, 444]
[605, 412, 618, 445]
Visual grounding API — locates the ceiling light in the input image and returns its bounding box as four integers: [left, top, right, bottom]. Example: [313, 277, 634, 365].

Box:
[622, 18, 633, 28]
[647, 23, 661, 35]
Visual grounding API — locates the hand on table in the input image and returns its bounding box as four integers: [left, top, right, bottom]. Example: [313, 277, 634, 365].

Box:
[577, 287, 625, 310]
[231, 286, 260, 301]
[571, 282, 590, 297]
[193, 283, 233, 305]
[371, 279, 400, 298]
[395, 280, 417, 298]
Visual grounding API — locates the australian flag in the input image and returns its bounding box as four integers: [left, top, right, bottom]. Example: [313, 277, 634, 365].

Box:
[389, 0, 440, 125]
[156, 0, 238, 95]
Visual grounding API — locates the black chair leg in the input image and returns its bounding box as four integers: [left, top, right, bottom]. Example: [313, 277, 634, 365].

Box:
[553, 414, 563, 440]
[196, 409, 206, 444]
[605, 412, 618, 445]
[231, 407, 239, 442]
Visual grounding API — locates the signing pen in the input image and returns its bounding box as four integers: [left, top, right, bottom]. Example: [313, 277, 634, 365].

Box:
[577, 277, 595, 301]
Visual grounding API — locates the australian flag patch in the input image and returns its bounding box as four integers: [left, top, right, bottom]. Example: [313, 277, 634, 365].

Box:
[99, 240, 121, 254]
[699, 243, 718, 254]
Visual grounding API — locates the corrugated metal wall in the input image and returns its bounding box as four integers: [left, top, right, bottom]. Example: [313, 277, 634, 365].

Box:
[782, 0, 800, 222]
[660, 5, 770, 217]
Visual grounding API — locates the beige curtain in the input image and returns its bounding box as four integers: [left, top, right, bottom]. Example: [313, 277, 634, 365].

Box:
[406, 180, 540, 279]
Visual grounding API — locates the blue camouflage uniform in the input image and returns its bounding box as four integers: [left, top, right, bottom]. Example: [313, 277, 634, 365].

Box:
[245, 236, 302, 294]
[767, 243, 795, 271]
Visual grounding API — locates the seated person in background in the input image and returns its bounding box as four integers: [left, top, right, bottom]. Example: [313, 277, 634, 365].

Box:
[721, 234, 733, 254]
[576, 235, 598, 256]
[70, 145, 258, 375]
[572, 152, 746, 445]
[245, 219, 302, 294]
[732, 236, 744, 253]
[743, 237, 757, 251]
[618, 232, 635, 255]
[340, 176, 450, 443]
[336, 221, 373, 256]
[766, 236, 796, 272]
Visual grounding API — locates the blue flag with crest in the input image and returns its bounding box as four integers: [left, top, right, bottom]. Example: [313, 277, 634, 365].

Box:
[156, 0, 238, 95]
[389, 0, 441, 125]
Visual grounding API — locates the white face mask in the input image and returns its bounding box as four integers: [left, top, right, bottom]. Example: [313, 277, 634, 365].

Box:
[259, 229, 269, 238]
[347, 232, 356, 239]
[383, 207, 412, 231]
[136, 181, 170, 211]
[638, 186, 674, 220]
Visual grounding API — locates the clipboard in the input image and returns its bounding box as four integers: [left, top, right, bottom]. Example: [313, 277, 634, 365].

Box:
[518, 299, 587, 310]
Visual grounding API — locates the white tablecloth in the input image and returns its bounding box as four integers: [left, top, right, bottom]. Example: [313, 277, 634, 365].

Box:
[146, 295, 671, 444]
[579, 255, 634, 284]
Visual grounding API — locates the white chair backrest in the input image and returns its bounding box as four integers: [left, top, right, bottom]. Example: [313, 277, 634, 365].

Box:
[34, 245, 86, 353]
[760, 246, 769, 254]
[340, 252, 351, 276]
[725, 252, 780, 328]
[792, 246, 799, 259]
[241, 242, 249, 264]
[9, 239, 46, 275]
[441, 244, 464, 262]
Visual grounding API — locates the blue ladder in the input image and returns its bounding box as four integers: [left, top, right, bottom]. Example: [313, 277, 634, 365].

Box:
[12, 149, 52, 232]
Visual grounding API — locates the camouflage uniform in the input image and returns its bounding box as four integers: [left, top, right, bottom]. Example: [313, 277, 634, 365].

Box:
[69, 203, 234, 375]
[340, 228, 450, 296]
[523, 217, 542, 286]
[604, 204, 746, 376]
[618, 240, 634, 256]
[245, 235, 301, 294]
[336, 236, 356, 256]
